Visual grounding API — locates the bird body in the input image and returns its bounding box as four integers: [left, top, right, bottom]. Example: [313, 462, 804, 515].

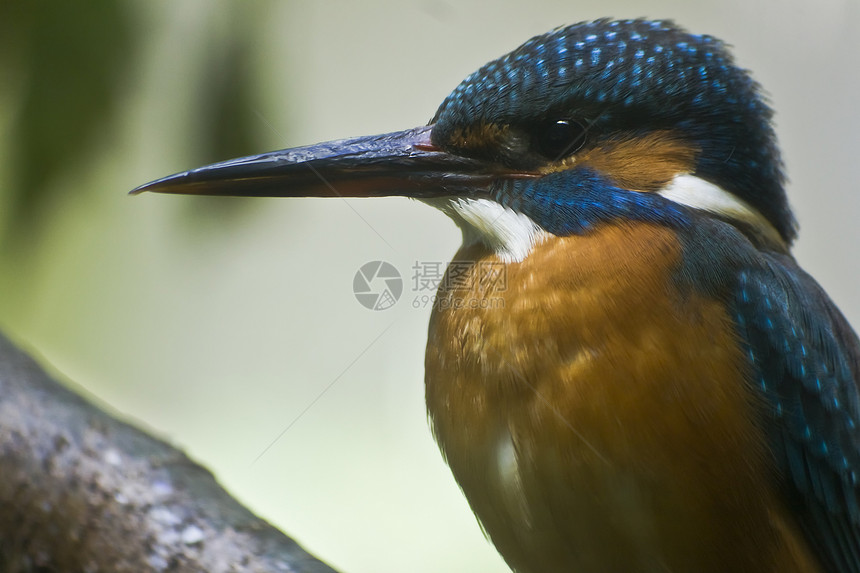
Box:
[426, 221, 821, 572]
[134, 19, 860, 573]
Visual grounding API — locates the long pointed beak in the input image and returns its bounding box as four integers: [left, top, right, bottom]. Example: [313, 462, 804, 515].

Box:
[132, 125, 518, 199]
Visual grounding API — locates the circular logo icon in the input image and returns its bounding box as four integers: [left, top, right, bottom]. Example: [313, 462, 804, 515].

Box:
[353, 261, 403, 310]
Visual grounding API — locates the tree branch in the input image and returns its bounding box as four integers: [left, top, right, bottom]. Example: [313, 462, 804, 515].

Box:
[0, 332, 340, 573]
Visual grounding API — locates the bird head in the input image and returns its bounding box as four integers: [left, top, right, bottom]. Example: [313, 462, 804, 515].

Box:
[134, 19, 793, 258]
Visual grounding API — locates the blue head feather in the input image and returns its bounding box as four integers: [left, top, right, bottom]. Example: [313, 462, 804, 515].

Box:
[430, 19, 795, 244]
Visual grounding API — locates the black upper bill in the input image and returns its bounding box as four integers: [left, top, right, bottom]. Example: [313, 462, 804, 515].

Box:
[131, 125, 515, 199]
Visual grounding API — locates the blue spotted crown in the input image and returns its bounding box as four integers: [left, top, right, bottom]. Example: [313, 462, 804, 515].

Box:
[431, 19, 794, 243]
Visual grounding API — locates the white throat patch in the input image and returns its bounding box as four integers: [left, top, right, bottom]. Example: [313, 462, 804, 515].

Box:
[423, 174, 784, 261]
[426, 197, 550, 263]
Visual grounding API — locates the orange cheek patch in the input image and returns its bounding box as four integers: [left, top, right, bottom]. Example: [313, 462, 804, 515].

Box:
[542, 131, 699, 191]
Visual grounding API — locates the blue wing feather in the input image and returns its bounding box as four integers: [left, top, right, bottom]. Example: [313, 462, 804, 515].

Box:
[733, 255, 860, 573]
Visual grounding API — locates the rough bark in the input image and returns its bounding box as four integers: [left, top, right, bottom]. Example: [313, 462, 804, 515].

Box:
[0, 332, 339, 573]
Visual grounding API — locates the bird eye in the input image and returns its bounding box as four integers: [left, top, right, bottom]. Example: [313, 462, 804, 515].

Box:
[538, 119, 587, 160]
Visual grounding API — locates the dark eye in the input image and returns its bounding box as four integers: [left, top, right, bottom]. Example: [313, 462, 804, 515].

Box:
[538, 119, 587, 160]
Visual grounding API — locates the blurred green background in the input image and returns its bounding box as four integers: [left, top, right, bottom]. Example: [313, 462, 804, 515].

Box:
[1, 1, 858, 571]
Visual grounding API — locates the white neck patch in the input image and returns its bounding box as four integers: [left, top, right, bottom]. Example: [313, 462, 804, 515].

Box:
[423, 174, 784, 262]
[657, 174, 785, 249]
[425, 197, 550, 263]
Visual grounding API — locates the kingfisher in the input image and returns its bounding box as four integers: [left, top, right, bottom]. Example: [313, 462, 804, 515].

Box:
[133, 19, 860, 573]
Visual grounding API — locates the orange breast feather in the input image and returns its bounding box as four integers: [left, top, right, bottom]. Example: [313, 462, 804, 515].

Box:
[425, 222, 821, 573]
